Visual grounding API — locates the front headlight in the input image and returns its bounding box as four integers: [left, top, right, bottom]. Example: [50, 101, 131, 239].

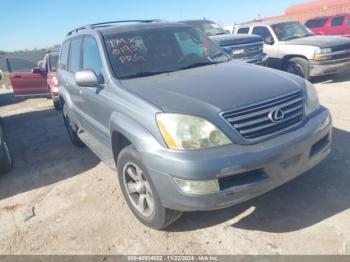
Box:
[156, 113, 232, 150]
[314, 48, 332, 61]
[305, 81, 320, 115]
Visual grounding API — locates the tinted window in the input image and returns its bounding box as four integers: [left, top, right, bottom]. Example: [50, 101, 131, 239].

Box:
[82, 36, 103, 79]
[59, 40, 70, 70]
[69, 38, 82, 73]
[331, 16, 345, 27]
[104, 26, 230, 79]
[237, 27, 249, 34]
[252, 26, 272, 40]
[306, 18, 328, 28]
[6, 58, 37, 72]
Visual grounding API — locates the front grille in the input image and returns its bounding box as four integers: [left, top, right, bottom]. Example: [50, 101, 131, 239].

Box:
[221, 90, 305, 142]
[224, 42, 263, 60]
[330, 51, 350, 60]
[332, 43, 350, 53]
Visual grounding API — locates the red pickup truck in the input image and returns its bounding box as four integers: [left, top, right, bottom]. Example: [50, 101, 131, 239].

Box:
[5, 51, 60, 110]
[305, 14, 350, 37]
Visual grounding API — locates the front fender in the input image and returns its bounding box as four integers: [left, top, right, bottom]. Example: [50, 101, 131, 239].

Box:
[109, 112, 165, 155]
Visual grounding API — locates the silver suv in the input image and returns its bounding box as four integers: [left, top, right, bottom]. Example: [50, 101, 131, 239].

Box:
[58, 20, 332, 229]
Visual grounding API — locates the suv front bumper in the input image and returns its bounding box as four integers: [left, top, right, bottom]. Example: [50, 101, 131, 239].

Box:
[237, 53, 268, 65]
[142, 107, 332, 211]
[309, 58, 350, 77]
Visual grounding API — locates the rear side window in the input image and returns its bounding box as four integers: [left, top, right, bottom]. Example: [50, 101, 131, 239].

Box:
[252, 26, 272, 40]
[348, 16, 350, 26]
[331, 16, 345, 27]
[69, 38, 82, 73]
[82, 36, 103, 80]
[237, 27, 249, 34]
[306, 18, 328, 28]
[59, 40, 70, 70]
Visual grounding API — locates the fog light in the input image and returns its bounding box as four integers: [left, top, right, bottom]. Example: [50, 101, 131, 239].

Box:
[174, 178, 220, 195]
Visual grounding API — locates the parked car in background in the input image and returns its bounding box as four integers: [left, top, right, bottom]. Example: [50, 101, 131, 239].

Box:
[306, 14, 350, 37]
[181, 19, 267, 65]
[0, 72, 13, 174]
[44, 51, 60, 110]
[0, 117, 12, 174]
[234, 21, 350, 79]
[5, 57, 49, 97]
[58, 20, 331, 229]
[5, 52, 61, 109]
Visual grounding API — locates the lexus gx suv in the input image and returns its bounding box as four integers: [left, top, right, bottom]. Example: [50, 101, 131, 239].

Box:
[58, 20, 332, 229]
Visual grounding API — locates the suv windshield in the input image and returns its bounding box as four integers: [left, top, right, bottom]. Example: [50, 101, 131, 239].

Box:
[192, 21, 227, 36]
[271, 22, 314, 41]
[104, 26, 230, 79]
[49, 54, 59, 72]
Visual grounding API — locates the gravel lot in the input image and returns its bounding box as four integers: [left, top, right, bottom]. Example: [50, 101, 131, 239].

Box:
[0, 70, 349, 255]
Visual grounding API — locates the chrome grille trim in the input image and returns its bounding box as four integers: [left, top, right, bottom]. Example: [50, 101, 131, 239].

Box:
[220, 90, 305, 142]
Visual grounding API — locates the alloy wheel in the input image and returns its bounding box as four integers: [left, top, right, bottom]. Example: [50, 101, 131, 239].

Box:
[122, 162, 155, 218]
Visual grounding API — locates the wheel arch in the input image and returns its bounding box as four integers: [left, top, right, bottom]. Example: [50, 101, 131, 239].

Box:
[281, 55, 308, 68]
[109, 112, 163, 168]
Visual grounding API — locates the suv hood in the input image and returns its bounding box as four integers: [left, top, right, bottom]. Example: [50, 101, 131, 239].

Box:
[120, 61, 305, 116]
[210, 34, 263, 46]
[285, 35, 350, 48]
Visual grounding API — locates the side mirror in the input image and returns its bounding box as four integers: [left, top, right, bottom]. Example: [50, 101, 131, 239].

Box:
[264, 36, 275, 45]
[75, 69, 100, 87]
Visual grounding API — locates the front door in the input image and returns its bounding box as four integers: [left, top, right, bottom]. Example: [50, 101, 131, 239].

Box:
[6, 57, 48, 97]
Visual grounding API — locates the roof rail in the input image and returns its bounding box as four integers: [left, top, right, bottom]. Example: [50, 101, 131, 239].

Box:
[90, 19, 163, 29]
[66, 19, 164, 36]
[67, 25, 91, 36]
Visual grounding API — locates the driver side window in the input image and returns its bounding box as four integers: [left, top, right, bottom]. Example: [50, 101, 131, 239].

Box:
[82, 36, 103, 82]
[252, 26, 273, 44]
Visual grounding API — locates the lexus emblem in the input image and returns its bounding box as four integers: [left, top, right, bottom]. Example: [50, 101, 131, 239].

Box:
[268, 108, 285, 123]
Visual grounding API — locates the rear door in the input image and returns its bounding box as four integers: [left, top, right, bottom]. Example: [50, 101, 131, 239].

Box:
[6, 57, 48, 97]
[328, 16, 345, 35]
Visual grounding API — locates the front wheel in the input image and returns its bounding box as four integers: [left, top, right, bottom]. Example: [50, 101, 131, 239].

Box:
[53, 100, 61, 111]
[284, 57, 310, 79]
[117, 146, 182, 230]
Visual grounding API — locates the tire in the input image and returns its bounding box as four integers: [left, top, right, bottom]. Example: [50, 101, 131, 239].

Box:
[53, 100, 61, 111]
[62, 103, 85, 148]
[0, 129, 13, 174]
[117, 146, 182, 230]
[284, 57, 310, 79]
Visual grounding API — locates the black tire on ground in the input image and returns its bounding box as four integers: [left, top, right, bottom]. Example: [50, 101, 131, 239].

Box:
[62, 103, 85, 148]
[284, 57, 310, 79]
[53, 100, 61, 111]
[117, 145, 182, 230]
[0, 130, 13, 174]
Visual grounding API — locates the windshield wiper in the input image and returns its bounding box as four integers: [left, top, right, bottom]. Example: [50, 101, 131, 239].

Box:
[119, 71, 172, 79]
[212, 32, 227, 36]
[178, 61, 218, 71]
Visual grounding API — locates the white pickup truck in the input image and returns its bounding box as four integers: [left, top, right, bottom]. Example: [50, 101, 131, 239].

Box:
[234, 21, 350, 79]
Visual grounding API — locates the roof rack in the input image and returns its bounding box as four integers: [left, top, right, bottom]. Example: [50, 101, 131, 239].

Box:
[66, 19, 163, 36]
[67, 25, 91, 36]
[90, 19, 163, 28]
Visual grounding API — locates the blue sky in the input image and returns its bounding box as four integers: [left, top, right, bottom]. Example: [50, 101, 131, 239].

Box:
[0, 0, 304, 51]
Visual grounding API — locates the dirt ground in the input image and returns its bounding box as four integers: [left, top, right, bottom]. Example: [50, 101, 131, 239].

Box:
[0, 70, 349, 255]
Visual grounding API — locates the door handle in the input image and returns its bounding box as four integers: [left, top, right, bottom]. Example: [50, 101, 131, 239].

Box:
[13, 75, 21, 78]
